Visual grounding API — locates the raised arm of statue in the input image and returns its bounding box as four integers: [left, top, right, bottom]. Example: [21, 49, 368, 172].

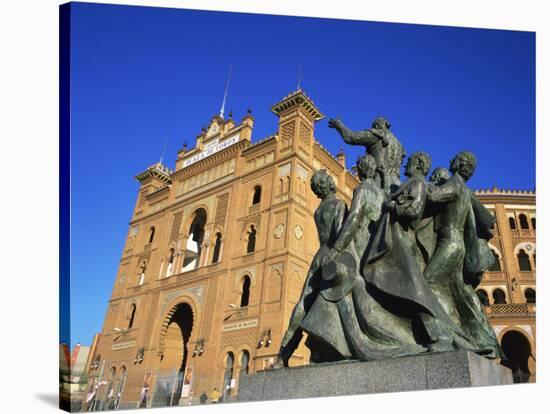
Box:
[333, 187, 366, 252]
[328, 118, 379, 147]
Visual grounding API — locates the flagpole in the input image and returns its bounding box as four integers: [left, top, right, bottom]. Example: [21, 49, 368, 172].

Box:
[219, 65, 232, 118]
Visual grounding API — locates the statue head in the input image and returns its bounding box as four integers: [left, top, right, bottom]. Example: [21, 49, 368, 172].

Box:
[429, 167, 451, 185]
[356, 154, 377, 180]
[450, 151, 477, 181]
[371, 116, 391, 130]
[404, 151, 432, 178]
[311, 169, 336, 199]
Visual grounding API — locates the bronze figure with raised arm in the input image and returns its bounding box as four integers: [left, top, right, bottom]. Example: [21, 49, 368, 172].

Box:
[328, 116, 405, 193]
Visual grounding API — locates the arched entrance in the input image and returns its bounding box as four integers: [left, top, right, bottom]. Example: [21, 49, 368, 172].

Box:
[154, 303, 194, 407]
[500, 330, 532, 383]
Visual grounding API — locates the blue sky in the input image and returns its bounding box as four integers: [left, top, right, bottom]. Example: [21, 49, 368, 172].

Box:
[65, 2, 535, 346]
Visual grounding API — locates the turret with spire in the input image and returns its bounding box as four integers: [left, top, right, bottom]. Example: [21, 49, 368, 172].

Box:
[270, 88, 324, 158]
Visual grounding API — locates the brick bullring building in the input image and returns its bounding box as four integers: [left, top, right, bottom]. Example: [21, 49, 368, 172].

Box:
[84, 90, 535, 410]
[473, 187, 536, 383]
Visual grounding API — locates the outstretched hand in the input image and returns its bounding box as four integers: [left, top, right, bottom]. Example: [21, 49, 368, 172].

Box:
[328, 117, 343, 130]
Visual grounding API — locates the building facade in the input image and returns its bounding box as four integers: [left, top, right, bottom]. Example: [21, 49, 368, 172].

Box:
[85, 90, 536, 410]
[60, 335, 99, 411]
[85, 90, 359, 410]
[474, 188, 536, 383]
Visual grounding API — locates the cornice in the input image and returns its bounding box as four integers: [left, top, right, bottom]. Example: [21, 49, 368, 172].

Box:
[312, 141, 345, 174]
[135, 163, 173, 184]
[474, 187, 536, 197]
[270, 89, 325, 121]
[241, 135, 277, 157]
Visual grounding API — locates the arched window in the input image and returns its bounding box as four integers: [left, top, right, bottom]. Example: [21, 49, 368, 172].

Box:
[246, 225, 256, 254]
[524, 288, 536, 304]
[531, 217, 536, 230]
[489, 250, 501, 272]
[517, 249, 532, 271]
[240, 276, 251, 308]
[182, 209, 207, 272]
[519, 214, 529, 230]
[278, 178, 284, 194]
[138, 261, 147, 286]
[128, 304, 137, 328]
[212, 233, 222, 264]
[148, 227, 156, 243]
[493, 288, 507, 304]
[508, 217, 516, 230]
[476, 289, 489, 306]
[166, 248, 175, 277]
[240, 350, 250, 374]
[223, 353, 235, 399]
[252, 186, 262, 205]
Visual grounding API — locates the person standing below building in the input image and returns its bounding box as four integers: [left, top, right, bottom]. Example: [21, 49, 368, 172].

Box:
[138, 389, 148, 408]
[210, 387, 220, 404]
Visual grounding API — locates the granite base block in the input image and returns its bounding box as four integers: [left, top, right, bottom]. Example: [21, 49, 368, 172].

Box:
[238, 351, 513, 402]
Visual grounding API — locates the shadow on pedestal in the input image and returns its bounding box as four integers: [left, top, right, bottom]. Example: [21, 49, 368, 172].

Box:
[238, 351, 514, 403]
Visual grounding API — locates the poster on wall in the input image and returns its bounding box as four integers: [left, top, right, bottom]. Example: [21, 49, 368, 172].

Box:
[180, 366, 194, 398]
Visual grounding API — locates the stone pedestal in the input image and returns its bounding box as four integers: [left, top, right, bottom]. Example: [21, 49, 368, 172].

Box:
[238, 351, 513, 402]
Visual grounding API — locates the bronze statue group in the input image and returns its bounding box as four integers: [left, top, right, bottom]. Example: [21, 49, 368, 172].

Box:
[274, 115, 501, 368]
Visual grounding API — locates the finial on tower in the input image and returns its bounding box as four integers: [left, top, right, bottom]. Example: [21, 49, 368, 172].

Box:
[219, 65, 232, 119]
[337, 145, 346, 167]
[297, 63, 303, 91]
